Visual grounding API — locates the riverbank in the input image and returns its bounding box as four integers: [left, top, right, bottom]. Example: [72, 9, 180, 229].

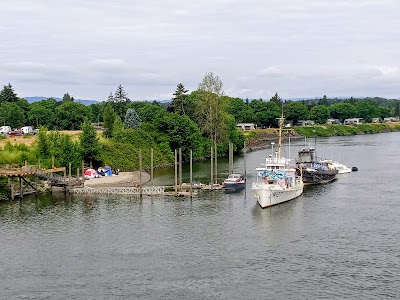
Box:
[245, 123, 400, 152]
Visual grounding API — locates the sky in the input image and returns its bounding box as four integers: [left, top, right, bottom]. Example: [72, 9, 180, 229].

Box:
[1, 0, 399, 101]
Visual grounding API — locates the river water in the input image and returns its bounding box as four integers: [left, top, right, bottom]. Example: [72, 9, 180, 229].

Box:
[1, 133, 400, 299]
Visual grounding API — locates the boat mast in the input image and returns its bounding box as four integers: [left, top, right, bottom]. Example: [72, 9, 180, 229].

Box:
[277, 111, 284, 159]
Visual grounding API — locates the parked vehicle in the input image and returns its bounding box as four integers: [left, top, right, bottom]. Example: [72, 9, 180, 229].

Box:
[8, 130, 24, 136]
[21, 126, 34, 135]
[0, 126, 11, 135]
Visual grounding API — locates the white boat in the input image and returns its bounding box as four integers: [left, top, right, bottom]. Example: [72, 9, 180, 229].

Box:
[320, 160, 352, 174]
[332, 162, 352, 174]
[252, 116, 304, 208]
[222, 173, 245, 192]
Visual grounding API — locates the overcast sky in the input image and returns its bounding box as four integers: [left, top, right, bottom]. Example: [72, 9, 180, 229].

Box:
[1, 0, 399, 101]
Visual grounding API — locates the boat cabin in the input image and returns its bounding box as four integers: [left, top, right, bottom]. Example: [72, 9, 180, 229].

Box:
[297, 148, 316, 163]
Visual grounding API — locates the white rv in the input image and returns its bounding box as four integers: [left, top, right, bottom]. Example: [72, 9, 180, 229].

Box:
[21, 126, 34, 135]
[0, 126, 11, 135]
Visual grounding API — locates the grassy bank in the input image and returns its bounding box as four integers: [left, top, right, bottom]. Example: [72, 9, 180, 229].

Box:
[293, 123, 400, 137]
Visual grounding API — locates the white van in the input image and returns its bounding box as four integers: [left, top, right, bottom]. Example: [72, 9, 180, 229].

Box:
[0, 126, 11, 135]
[21, 126, 34, 135]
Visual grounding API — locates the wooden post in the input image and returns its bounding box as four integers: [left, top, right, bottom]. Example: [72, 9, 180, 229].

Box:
[139, 149, 142, 197]
[52, 156, 55, 169]
[210, 144, 213, 188]
[19, 176, 23, 198]
[244, 140, 247, 180]
[228, 141, 232, 174]
[68, 162, 72, 191]
[174, 149, 178, 195]
[151, 148, 154, 186]
[214, 141, 218, 184]
[77, 168, 79, 178]
[81, 161, 84, 179]
[64, 167, 67, 193]
[179, 148, 182, 192]
[38, 159, 41, 169]
[190, 149, 193, 198]
[8, 177, 14, 200]
[24, 160, 27, 166]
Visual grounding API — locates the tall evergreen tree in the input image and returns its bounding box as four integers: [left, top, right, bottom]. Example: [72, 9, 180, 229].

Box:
[318, 95, 329, 106]
[62, 93, 73, 102]
[80, 117, 100, 164]
[0, 83, 18, 103]
[270, 92, 282, 107]
[114, 84, 130, 102]
[103, 103, 117, 138]
[171, 83, 189, 115]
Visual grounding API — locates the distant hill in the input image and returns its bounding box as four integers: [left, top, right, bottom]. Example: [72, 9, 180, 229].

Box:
[24, 96, 100, 106]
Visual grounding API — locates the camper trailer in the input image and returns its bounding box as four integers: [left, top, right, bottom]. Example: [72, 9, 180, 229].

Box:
[0, 126, 11, 135]
[21, 126, 34, 135]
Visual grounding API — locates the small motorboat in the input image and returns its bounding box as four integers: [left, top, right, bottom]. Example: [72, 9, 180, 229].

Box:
[222, 173, 245, 192]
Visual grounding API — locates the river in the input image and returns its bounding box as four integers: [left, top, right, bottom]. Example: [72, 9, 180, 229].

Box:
[1, 133, 399, 299]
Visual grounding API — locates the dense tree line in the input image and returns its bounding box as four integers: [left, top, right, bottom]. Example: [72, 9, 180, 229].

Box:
[1, 80, 399, 169]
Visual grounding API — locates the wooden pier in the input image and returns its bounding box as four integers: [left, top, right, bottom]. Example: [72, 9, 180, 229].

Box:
[0, 165, 81, 200]
[72, 186, 198, 197]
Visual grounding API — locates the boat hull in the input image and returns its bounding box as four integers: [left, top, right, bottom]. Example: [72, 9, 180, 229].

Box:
[298, 169, 338, 185]
[252, 183, 304, 208]
[223, 182, 245, 192]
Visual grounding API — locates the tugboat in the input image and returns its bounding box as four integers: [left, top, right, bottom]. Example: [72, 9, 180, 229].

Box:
[296, 148, 338, 185]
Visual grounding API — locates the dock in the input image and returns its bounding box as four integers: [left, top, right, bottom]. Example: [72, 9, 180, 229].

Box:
[0, 165, 82, 200]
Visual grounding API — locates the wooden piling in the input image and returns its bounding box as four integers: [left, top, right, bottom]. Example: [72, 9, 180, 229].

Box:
[190, 149, 193, 198]
[139, 149, 142, 197]
[8, 177, 14, 200]
[179, 148, 182, 192]
[244, 140, 247, 180]
[174, 149, 178, 195]
[151, 148, 154, 186]
[214, 141, 218, 184]
[210, 145, 213, 188]
[52, 156, 55, 169]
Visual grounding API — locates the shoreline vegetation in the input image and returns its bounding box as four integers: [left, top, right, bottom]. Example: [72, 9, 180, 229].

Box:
[245, 122, 400, 152]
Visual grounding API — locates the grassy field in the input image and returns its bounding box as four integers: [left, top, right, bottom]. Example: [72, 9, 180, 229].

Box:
[0, 131, 83, 148]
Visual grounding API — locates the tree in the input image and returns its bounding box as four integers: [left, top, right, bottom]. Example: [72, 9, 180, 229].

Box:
[395, 102, 400, 117]
[0, 83, 18, 103]
[62, 93, 73, 102]
[227, 97, 254, 123]
[197, 72, 228, 143]
[284, 102, 309, 124]
[103, 103, 117, 138]
[80, 117, 100, 164]
[249, 99, 281, 127]
[270, 92, 282, 107]
[171, 83, 189, 115]
[377, 106, 391, 119]
[309, 105, 330, 124]
[124, 108, 141, 128]
[0, 102, 25, 128]
[154, 113, 203, 162]
[318, 95, 329, 106]
[54, 102, 91, 130]
[329, 102, 357, 121]
[114, 84, 130, 102]
[354, 100, 378, 123]
[112, 116, 124, 139]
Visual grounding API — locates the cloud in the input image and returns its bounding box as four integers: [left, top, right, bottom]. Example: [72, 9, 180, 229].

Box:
[0, 0, 399, 100]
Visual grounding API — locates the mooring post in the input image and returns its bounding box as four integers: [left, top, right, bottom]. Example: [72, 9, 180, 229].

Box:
[139, 149, 142, 197]
[8, 177, 14, 200]
[210, 145, 213, 189]
[24, 160, 27, 166]
[174, 149, 178, 195]
[190, 149, 193, 198]
[38, 159, 41, 169]
[52, 156, 55, 169]
[19, 176, 23, 199]
[214, 140, 218, 184]
[244, 140, 247, 180]
[151, 148, 154, 186]
[179, 148, 182, 192]
[81, 161, 84, 180]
